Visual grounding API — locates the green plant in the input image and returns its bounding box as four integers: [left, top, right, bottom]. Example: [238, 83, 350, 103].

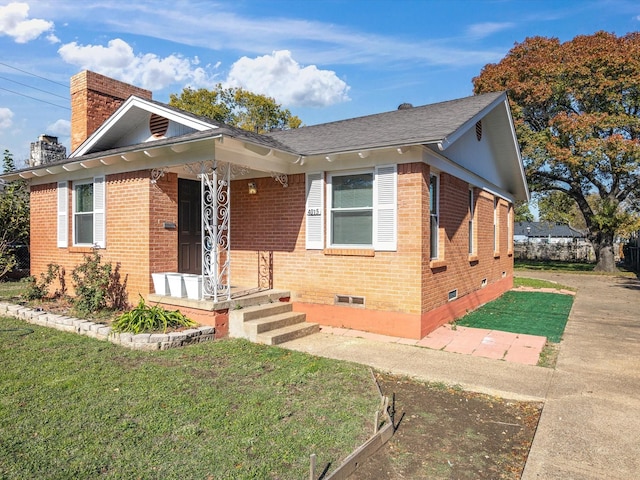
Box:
[112, 296, 196, 333]
[71, 250, 128, 315]
[24, 263, 65, 300]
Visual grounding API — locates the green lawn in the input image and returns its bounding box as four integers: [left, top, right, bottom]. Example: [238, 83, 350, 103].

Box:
[513, 276, 575, 291]
[454, 291, 574, 343]
[0, 316, 379, 479]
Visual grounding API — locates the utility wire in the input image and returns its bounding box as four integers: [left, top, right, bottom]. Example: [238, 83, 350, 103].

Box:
[0, 86, 70, 110]
[0, 75, 69, 101]
[0, 61, 68, 88]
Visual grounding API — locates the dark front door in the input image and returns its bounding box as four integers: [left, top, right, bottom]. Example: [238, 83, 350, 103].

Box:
[178, 179, 201, 274]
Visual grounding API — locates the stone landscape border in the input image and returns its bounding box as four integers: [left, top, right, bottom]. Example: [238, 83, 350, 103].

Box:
[0, 302, 215, 350]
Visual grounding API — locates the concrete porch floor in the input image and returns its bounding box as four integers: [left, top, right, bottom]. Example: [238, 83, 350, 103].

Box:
[319, 323, 547, 365]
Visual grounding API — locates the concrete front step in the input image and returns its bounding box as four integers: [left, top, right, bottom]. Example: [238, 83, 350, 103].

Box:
[229, 299, 318, 345]
[256, 322, 320, 346]
[244, 311, 307, 340]
[232, 302, 293, 322]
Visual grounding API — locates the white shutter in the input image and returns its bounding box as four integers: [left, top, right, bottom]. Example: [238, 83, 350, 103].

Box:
[57, 181, 68, 248]
[305, 172, 324, 249]
[374, 164, 397, 251]
[93, 176, 106, 248]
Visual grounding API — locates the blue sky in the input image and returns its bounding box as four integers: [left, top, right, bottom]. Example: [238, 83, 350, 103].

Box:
[1, 0, 640, 166]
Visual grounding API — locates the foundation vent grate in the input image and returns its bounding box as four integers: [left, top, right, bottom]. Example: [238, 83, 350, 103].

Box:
[335, 295, 366, 308]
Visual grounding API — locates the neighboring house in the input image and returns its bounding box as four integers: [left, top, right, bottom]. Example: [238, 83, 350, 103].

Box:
[1, 70, 528, 340]
[514, 221, 586, 243]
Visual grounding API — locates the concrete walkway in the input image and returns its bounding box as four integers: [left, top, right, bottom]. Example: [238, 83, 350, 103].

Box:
[282, 272, 640, 479]
[520, 272, 640, 480]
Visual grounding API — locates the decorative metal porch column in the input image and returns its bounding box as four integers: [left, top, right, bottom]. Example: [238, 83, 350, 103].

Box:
[201, 160, 231, 302]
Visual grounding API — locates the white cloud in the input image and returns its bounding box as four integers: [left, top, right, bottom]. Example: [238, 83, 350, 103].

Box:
[58, 38, 217, 91]
[226, 50, 350, 108]
[466, 22, 515, 39]
[0, 108, 14, 129]
[0, 2, 54, 43]
[46, 118, 70, 137]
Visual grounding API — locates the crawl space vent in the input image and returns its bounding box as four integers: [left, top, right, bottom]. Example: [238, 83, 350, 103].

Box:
[335, 295, 365, 308]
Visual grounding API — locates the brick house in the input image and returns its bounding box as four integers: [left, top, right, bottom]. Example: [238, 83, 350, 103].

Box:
[2, 70, 528, 342]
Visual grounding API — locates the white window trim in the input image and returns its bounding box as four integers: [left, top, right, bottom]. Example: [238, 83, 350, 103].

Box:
[430, 173, 440, 260]
[72, 176, 106, 248]
[325, 165, 397, 251]
[493, 196, 499, 253]
[327, 169, 374, 249]
[468, 187, 475, 255]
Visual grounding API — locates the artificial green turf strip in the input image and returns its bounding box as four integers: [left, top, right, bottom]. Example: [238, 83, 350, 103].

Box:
[455, 291, 573, 343]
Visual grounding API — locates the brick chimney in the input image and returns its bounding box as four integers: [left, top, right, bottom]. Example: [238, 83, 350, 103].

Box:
[70, 70, 152, 152]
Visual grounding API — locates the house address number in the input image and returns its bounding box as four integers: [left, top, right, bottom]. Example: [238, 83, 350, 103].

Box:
[307, 208, 321, 216]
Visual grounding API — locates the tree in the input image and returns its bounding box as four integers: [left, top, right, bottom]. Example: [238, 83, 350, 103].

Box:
[0, 149, 30, 278]
[474, 32, 640, 271]
[514, 200, 534, 222]
[169, 85, 302, 134]
[537, 191, 586, 230]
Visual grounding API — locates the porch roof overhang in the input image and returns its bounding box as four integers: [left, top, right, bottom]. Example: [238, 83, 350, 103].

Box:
[1, 129, 305, 184]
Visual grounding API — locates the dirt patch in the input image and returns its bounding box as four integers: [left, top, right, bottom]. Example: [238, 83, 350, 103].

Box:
[350, 373, 542, 479]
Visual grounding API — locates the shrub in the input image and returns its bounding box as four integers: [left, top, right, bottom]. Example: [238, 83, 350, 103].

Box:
[112, 296, 196, 333]
[24, 263, 66, 300]
[71, 250, 128, 315]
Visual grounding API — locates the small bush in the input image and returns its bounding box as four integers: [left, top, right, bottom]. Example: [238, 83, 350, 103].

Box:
[24, 263, 66, 300]
[112, 296, 196, 333]
[71, 250, 128, 315]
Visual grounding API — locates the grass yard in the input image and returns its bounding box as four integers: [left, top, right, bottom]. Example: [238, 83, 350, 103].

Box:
[454, 290, 573, 343]
[0, 316, 379, 480]
[513, 276, 575, 291]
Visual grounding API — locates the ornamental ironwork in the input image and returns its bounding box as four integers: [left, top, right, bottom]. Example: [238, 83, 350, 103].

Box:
[200, 160, 231, 302]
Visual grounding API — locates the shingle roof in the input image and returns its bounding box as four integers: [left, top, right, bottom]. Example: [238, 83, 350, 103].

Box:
[514, 221, 586, 238]
[266, 91, 504, 155]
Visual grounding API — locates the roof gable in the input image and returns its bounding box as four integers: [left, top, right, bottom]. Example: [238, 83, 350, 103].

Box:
[71, 97, 219, 157]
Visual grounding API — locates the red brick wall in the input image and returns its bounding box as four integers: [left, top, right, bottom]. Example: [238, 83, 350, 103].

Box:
[29, 169, 178, 305]
[29, 161, 513, 338]
[70, 70, 152, 152]
[229, 163, 513, 322]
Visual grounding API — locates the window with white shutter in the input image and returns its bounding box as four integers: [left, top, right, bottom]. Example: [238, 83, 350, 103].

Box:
[305, 173, 324, 249]
[57, 181, 68, 248]
[326, 166, 397, 251]
[72, 176, 106, 248]
[374, 164, 397, 251]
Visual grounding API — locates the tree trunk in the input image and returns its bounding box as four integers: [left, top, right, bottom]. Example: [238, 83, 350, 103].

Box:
[591, 231, 618, 272]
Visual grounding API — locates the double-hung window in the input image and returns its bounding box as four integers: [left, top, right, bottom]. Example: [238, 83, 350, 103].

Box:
[58, 176, 105, 248]
[74, 180, 94, 245]
[305, 165, 397, 251]
[330, 172, 374, 246]
[430, 174, 439, 259]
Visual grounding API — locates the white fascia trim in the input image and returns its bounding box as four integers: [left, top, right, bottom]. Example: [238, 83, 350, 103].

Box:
[425, 147, 516, 203]
[437, 93, 508, 152]
[71, 96, 218, 157]
[502, 99, 530, 202]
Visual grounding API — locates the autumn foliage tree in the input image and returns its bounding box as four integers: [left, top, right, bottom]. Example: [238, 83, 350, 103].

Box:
[474, 32, 640, 271]
[169, 85, 302, 134]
